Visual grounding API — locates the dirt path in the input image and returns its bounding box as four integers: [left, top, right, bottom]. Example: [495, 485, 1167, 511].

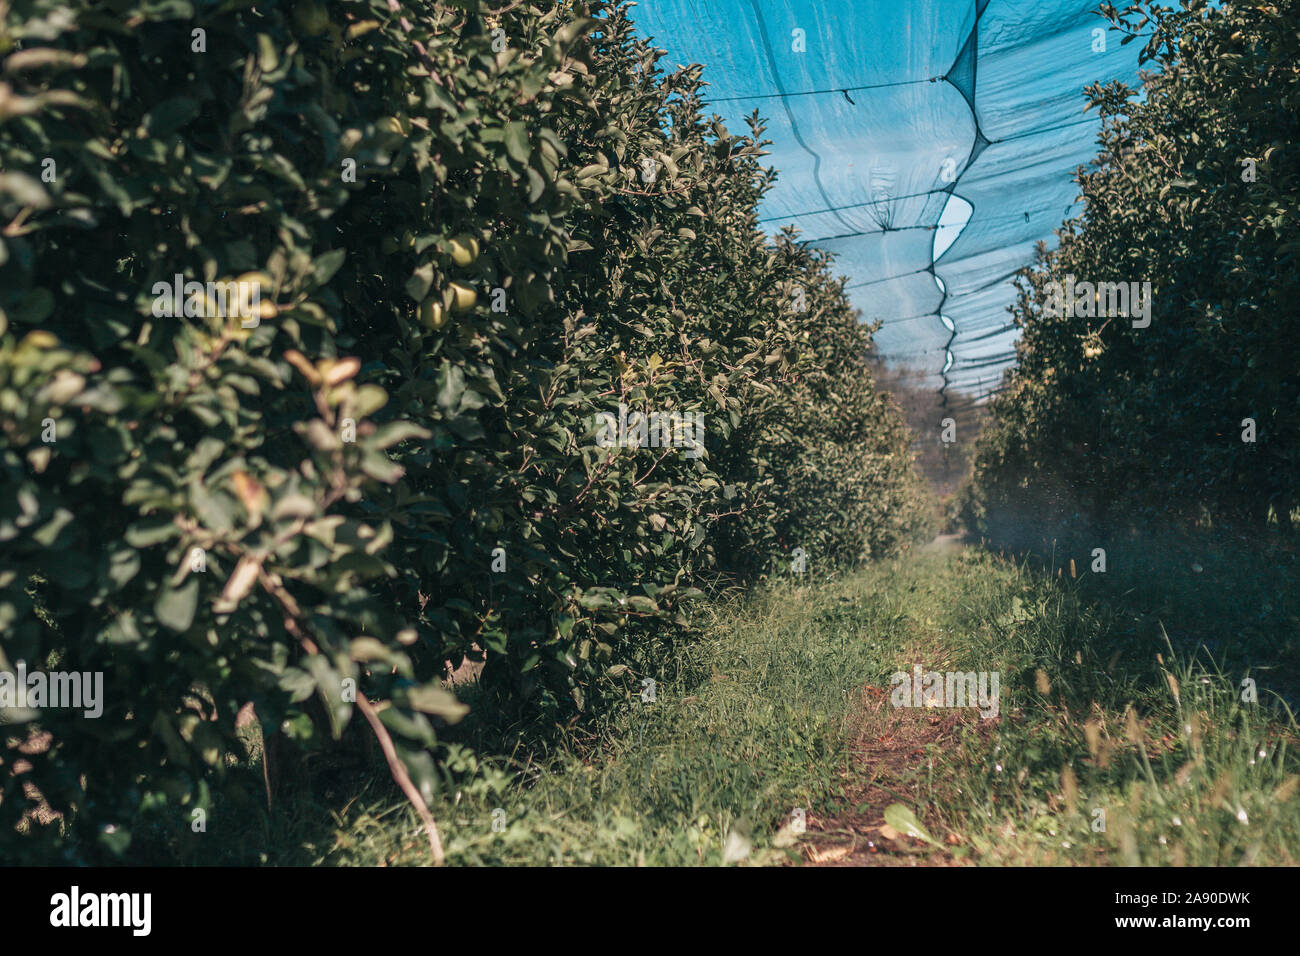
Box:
[800, 534, 978, 866]
[920, 532, 967, 556]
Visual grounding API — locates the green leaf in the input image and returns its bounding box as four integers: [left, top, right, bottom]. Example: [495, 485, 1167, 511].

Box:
[405, 262, 434, 302]
[107, 547, 142, 590]
[883, 803, 941, 846]
[143, 96, 199, 137]
[504, 122, 530, 164]
[354, 384, 388, 418]
[313, 248, 347, 285]
[154, 577, 200, 632]
[372, 421, 432, 448]
[0, 173, 51, 210]
[405, 684, 468, 722]
[436, 362, 466, 413]
[12, 287, 54, 324]
[32, 507, 74, 547]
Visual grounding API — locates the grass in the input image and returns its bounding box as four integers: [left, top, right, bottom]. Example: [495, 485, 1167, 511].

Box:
[279, 570, 909, 866]
[911, 546, 1300, 866]
[108, 533, 1300, 866]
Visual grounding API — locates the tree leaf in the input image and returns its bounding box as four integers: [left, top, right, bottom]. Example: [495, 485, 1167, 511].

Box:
[504, 122, 530, 163]
[883, 803, 941, 846]
[155, 577, 200, 632]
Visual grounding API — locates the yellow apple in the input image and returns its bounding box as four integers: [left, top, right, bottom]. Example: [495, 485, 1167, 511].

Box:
[448, 282, 477, 312]
[419, 298, 448, 329]
[20, 330, 59, 350]
[448, 235, 480, 266]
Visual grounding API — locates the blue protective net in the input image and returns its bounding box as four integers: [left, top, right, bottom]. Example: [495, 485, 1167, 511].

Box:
[629, 0, 1143, 402]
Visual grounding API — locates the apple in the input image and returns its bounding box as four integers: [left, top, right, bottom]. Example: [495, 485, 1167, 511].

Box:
[419, 298, 448, 329]
[448, 282, 477, 312]
[448, 235, 480, 266]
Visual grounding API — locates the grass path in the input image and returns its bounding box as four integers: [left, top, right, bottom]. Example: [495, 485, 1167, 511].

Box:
[185, 539, 1300, 866]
